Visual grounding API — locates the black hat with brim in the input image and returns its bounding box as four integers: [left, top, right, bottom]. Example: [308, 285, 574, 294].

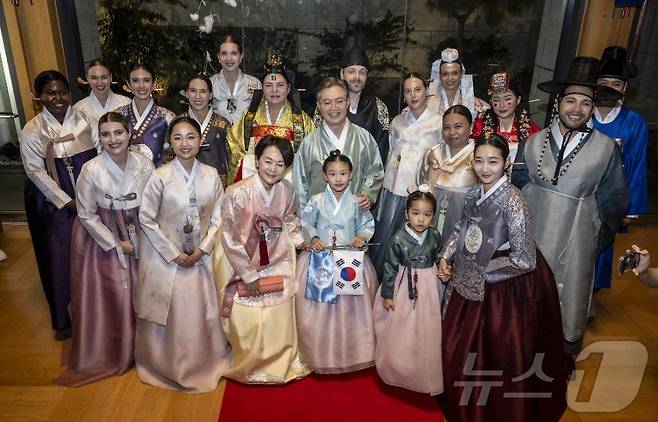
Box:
[537, 56, 623, 101]
[598, 45, 638, 80]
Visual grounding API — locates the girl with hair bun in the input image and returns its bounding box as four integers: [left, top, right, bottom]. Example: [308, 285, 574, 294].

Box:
[438, 134, 567, 421]
[373, 185, 444, 395]
[296, 149, 378, 374]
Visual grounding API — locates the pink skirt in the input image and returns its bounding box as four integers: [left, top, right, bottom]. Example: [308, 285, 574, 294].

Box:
[296, 251, 378, 374]
[55, 208, 139, 387]
[373, 265, 443, 395]
[135, 263, 231, 393]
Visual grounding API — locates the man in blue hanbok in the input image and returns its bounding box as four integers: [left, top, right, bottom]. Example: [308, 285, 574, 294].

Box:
[593, 46, 649, 290]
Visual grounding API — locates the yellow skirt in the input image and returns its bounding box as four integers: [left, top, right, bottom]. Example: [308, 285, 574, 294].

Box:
[212, 229, 309, 384]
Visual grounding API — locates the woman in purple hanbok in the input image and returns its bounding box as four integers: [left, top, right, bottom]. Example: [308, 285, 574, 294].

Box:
[56, 112, 153, 386]
[19, 70, 98, 335]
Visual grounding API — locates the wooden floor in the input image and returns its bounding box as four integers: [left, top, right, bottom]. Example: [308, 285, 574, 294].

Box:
[0, 223, 657, 421]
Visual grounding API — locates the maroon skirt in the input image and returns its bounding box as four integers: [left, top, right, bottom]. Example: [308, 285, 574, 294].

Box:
[439, 249, 567, 422]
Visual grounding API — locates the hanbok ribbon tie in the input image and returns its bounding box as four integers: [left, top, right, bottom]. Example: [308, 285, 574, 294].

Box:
[246, 214, 283, 267]
[105, 192, 139, 288]
[45, 133, 75, 189]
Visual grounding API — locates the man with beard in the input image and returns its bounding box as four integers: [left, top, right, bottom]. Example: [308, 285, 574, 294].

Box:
[314, 42, 390, 162]
[592, 46, 649, 291]
[512, 57, 630, 360]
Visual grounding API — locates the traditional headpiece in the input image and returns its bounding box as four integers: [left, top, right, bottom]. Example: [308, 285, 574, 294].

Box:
[487, 69, 511, 96]
[341, 36, 369, 69]
[440, 48, 459, 64]
[263, 54, 295, 87]
[537, 56, 622, 102]
[428, 48, 475, 115]
[598, 46, 638, 80]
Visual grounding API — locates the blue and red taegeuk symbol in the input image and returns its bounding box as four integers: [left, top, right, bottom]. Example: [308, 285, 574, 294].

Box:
[340, 267, 357, 282]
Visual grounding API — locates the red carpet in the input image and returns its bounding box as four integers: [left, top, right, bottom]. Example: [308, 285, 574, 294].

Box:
[218, 368, 444, 421]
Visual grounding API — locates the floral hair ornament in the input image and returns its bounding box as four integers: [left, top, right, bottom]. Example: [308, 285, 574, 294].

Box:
[418, 184, 431, 194]
[487, 70, 511, 97]
[440, 48, 459, 63]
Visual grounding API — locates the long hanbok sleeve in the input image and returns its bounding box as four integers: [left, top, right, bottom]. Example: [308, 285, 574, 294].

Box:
[221, 190, 260, 284]
[139, 173, 181, 263]
[19, 131, 72, 209]
[75, 164, 119, 252]
[381, 236, 403, 299]
[198, 176, 224, 255]
[355, 207, 375, 241]
[485, 192, 536, 282]
[624, 118, 649, 215]
[596, 144, 630, 252]
[300, 199, 320, 242]
[359, 139, 385, 204]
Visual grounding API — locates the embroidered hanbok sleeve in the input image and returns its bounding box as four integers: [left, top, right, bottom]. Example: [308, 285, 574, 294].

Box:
[139, 172, 181, 263]
[355, 207, 375, 241]
[221, 189, 260, 284]
[198, 175, 224, 255]
[226, 115, 247, 182]
[76, 164, 119, 251]
[415, 148, 432, 189]
[439, 218, 462, 263]
[300, 198, 320, 242]
[19, 130, 72, 209]
[440, 189, 479, 262]
[484, 191, 536, 282]
[381, 234, 403, 299]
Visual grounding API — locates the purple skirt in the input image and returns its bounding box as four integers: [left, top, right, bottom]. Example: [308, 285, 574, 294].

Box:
[55, 207, 139, 386]
[439, 250, 568, 421]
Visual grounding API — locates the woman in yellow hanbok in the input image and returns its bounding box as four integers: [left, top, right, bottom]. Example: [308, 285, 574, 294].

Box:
[226, 54, 314, 183]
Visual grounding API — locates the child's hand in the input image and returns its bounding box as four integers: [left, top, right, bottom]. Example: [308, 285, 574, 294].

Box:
[438, 258, 451, 282]
[347, 236, 366, 248]
[383, 298, 395, 311]
[357, 194, 371, 210]
[311, 237, 326, 252]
